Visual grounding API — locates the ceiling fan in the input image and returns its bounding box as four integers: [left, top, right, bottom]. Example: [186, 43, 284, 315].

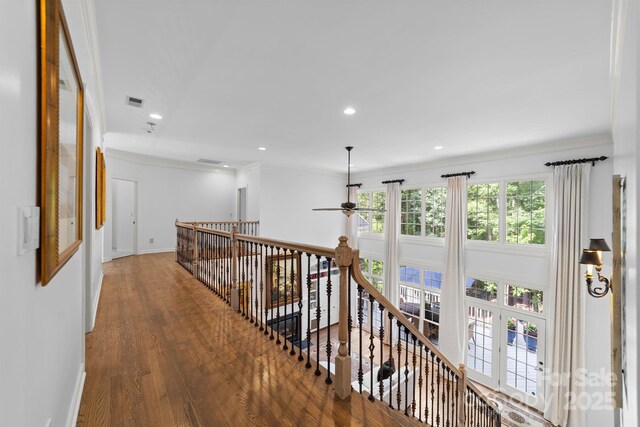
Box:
[313, 146, 386, 217]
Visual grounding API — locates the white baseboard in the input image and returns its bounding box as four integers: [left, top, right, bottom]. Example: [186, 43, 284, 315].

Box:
[138, 247, 175, 255]
[87, 273, 103, 332]
[65, 364, 86, 427]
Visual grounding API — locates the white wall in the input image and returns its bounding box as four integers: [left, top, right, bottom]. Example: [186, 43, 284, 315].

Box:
[103, 151, 236, 258]
[236, 163, 261, 222]
[353, 138, 614, 425]
[258, 164, 346, 248]
[612, 1, 639, 426]
[0, 1, 105, 425]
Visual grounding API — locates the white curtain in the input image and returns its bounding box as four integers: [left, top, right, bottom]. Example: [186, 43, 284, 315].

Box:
[544, 163, 591, 426]
[345, 186, 359, 249]
[384, 183, 400, 307]
[439, 176, 467, 365]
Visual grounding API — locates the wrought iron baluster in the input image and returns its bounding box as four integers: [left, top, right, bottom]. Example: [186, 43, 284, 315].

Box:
[396, 321, 402, 411]
[254, 242, 259, 327]
[305, 253, 312, 367]
[325, 257, 333, 384]
[245, 244, 250, 320]
[411, 334, 417, 419]
[404, 328, 409, 416]
[441, 361, 447, 427]
[430, 352, 435, 426]
[378, 303, 385, 401]
[269, 246, 275, 341]
[418, 344, 423, 423]
[275, 247, 281, 345]
[436, 358, 442, 427]
[259, 243, 264, 331]
[357, 285, 364, 393]
[368, 294, 375, 401]
[388, 312, 395, 409]
[283, 250, 289, 351]
[445, 366, 451, 427]
[314, 255, 321, 376]
[292, 250, 298, 357]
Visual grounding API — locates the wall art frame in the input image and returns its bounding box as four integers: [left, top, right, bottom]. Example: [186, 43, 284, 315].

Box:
[39, 0, 84, 285]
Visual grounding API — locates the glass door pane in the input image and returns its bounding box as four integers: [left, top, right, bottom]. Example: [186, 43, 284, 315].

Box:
[501, 313, 545, 409]
[466, 304, 498, 388]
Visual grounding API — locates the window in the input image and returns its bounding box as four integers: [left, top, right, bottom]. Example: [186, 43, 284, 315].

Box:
[424, 187, 446, 238]
[372, 192, 385, 233]
[401, 188, 422, 236]
[466, 278, 498, 303]
[423, 269, 443, 290]
[357, 191, 385, 233]
[357, 192, 371, 233]
[504, 285, 543, 313]
[467, 183, 500, 241]
[506, 180, 545, 244]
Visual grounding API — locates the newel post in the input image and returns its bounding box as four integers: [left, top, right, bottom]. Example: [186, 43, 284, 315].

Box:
[458, 364, 467, 424]
[334, 235, 353, 400]
[230, 225, 240, 311]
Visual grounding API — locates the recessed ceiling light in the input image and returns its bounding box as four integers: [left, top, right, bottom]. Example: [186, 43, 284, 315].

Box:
[258, 147, 267, 151]
[149, 113, 162, 120]
[434, 146, 443, 150]
[223, 164, 229, 168]
[343, 107, 356, 115]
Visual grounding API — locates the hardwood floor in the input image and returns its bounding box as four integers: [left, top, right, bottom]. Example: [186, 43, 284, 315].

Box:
[78, 253, 419, 426]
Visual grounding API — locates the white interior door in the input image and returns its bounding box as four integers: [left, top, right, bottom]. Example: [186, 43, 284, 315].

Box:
[112, 178, 136, 258]
[237, 187, 247, 221]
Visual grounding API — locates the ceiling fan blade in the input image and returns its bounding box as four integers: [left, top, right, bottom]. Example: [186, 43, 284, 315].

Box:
[353, 207, 386, 212]
[312, 207, 346, 211]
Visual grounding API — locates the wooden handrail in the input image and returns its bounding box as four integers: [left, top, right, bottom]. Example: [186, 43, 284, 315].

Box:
[177, 220, 259, 226]
[194, 226, 232, 238]
[233, 233, 335, 259]
[349, 249, 462, 378]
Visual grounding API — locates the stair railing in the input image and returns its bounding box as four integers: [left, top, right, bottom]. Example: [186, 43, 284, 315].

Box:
[175, 224, 501, 426]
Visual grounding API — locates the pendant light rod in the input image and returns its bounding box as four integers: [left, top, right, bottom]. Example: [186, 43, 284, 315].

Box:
[346, 146, 353, 203]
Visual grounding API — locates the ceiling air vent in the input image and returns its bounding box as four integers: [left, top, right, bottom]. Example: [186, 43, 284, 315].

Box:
[197, 158, 222, 165]
[126, 96, 144, 108]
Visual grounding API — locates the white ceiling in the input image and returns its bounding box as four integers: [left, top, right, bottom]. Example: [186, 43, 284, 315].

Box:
[95, 0, 612, 172]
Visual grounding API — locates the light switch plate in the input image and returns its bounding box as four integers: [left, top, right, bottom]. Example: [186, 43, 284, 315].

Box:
[18, 206, 40, 255]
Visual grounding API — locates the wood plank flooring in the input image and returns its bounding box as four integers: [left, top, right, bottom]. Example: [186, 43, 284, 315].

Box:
[77, 253, 419, 426]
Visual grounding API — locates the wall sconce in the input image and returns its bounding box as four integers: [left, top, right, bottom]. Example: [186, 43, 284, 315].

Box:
[578, 238, 612, 298]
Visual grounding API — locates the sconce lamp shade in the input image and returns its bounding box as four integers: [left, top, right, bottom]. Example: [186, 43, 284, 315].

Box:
[588, 238, 611, 252]
[579, 250, 603, 266]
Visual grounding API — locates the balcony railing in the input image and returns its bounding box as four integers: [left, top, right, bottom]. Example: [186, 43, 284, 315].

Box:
[175, 221, 501, 426]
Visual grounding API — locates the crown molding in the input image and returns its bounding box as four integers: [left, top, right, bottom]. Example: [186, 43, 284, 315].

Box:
[353, 133, 613, 180]
[105, 148, 236, 175]
[80, 0, 107, 134]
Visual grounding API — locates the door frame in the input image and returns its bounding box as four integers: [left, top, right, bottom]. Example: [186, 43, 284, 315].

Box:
[111, 177, 138, 258]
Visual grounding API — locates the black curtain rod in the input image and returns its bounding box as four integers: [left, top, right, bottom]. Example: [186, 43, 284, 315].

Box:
[381, 179, 405, 185]
[346, 183, 362, 188]
[544, 156, 608, 167]
[441, 171, 475, 179]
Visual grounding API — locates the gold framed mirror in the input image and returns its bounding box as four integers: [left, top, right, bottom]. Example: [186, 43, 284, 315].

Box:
[39, 0, 84, 285]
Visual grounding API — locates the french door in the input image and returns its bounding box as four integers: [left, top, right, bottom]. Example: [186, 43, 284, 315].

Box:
[466, 302, 546, 411]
